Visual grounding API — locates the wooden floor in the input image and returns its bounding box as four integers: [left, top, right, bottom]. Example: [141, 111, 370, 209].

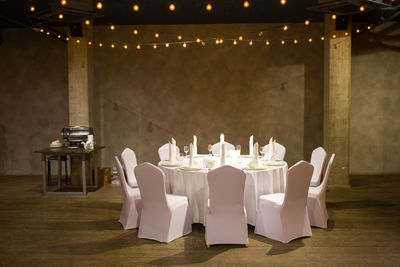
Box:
[0, 175, 399, 266]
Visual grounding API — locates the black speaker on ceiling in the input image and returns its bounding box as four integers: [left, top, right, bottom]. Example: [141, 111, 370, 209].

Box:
[69, 23, 83, 37]
[335, 15, 349, 31]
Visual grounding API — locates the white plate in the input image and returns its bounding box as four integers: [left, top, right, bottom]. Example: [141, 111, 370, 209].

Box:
[161, 163, 180, 167]
[244, 167, 267, 171]
[266, 162, 286, 166]
[50, 144, 63, 148]
[180, 167, 202, 171]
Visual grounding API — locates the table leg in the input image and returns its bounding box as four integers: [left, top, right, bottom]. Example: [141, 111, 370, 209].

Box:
[94, 151, 98, 189]
[82, 155, 87, 195]
[58, 155, 62, 188]
[42, 154, 47, 194]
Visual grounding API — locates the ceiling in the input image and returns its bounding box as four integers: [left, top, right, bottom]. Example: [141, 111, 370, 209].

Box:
[1, 0, 399, 29]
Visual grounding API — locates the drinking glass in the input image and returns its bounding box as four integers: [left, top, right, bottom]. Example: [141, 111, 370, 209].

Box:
[260, 147, 265, 158]
[184, 145, 189, 156]
[236, 144, 241, 152]
[208, 144, 212, 156]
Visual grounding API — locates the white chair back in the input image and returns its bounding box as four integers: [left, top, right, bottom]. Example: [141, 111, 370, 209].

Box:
[262, 142, 286, 160]
[158, 143, 180, 161]
[115, 156, 130, 199]
[317, 153, 335, 194]
[310, 147, 327, 186]
[283, 161, 314, 212]
[211, 141, 235, 155]
[134, 162, 168, 208]
[208, 166, 246, 214]
[121, 148, 138, 187]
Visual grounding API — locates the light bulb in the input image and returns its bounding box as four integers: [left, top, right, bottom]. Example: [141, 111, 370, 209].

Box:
[332, 14, 336, 20]
[266, 40, 270, 45]
[110, 25, 115, 30]
[133, 29, 138, 35]
[178, 35, 182, 40]
[155, 33, 159, 38]
[283, 25, 288, 31]
[46, 32, 50, 36]
[30, 6, 35, 12]
[294, 39, 298, 44]
[66, 37, 69, 41]
[249, 41, 253, 45]
[321, 36, 325, 40]
[308, 38, 312, 42]
[280, 0, 286, 5]
[239, 36, 243, 40]
[58, 14, 63, 19]
[169, 4, 175, 11]
[345, 32, 348, 36]
[367, 25, 371, 30]
[40, 29, 44, 32]
[99, 42, 103, 47]
[96, 2, 103, 10]
[76, 39, 80, 43]
[153, 44, 157, 49]
[356, 29, 360, 33]
[243, 1, 249, 8]
[61, 0, 67, 6]
[124, 44, 128, 49]
[281, 40, 285, 45]
[88, 41, 92, 45]
[220, 39, 223, 43]
[57, 35, 61, 38]
[165, 43, 169, 47]
[136, 44, 141, 49]
[206, 4, 212, 11]
[111, 44, 115, 48]
[233, 40, 237, 45]
[183, 43, 187, 48]
[332, 34, 336, 38]
[133, 4, 139, 12]
[85, 20, 90, 25]
[196, 38, 201, 43]
[216, 39, 219, 44]
[360, 6, 364, 11]
[305, 20, 310, 25]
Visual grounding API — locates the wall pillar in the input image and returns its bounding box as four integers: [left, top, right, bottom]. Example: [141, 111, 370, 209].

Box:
[323, 15, 351, 187]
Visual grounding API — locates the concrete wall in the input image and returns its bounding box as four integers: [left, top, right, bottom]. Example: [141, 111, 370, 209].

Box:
[350, 23, 400, 174]
[0, 23, 324, 174]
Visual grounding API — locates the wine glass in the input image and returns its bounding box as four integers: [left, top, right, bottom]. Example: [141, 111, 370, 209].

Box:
[184, 145, 189, 157]
[236, 144, 241, 153]
[260, 147, 265, 159]
[208, 144, 212, 156]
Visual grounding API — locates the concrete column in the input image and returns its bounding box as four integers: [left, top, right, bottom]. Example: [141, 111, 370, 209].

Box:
[323, 15, 351, 187]
[68, 23, 94, 185]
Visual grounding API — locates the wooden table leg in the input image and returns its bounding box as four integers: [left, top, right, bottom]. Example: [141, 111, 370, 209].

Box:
[94, 151, 98, 189]
[82, 155, 87, 195]
[58, 154, 62, 188]
[42, 154, 47, 194]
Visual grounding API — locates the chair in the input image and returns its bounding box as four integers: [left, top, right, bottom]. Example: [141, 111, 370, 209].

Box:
[309, 147, 327, 187]
[115, 156, 142, 230]
[262, 142, 286, 161]
[205, 166, 248, 247]
[158, 143, 180, 162]
[211, 142, 235, 155]
[121, 148, 138, 188]
[254, 161, 313, 243]
[307, 154, 335, 228]
[134, 162, 192, 243]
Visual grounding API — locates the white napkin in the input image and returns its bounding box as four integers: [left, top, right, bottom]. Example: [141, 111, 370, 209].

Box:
[189, 143, 194, 167]
[270, 138, 276, 162]
[249, 135, 254, 156]
[193, 135, 197, 155]
[168, 142, 174, 163]
[220, 133, 224, 155]
[247, 142, 259, 169]
[221, 143, 226, 166]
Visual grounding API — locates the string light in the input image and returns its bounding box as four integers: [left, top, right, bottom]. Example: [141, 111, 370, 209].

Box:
[258, 31, 263, 37]
[99, 42, 103, 47]
[110, 25, 115, 30]
[76, 39, 80, 43]
[283, 25, 288, 31]
[40, 29, 44, 33]
[133, 4, 139, 12]
[332, 34, 336, 38]
[360, 6, 365, 11]
[233, 40, 237, 45]
[367, 25, 371, 30]
[155, 33, 159, 38]
[294, 39, 298, 44]
[133, 29, 138, 35]
[57, 35, 61, 39]
[178, 35, 182, 40]
[249, 41, 253, 45]
[30, 6, 35, 12]
[243, 1, 250, 8]
[216, 39, 219, 44]
[96, 1, 103, 9]
[153, 44, 157, 49]
[332, 14, 336, 20]
[85, 20, 90, 25]
[169, 3, 175, 11]
[266, 40, 270, 45]
[165, 43, 169, 47]
[281, 40, 285, 45]
[206, 4, 212, 11]
[66, 37, 69, 41]
[280, 0, 286, 5]
[58, 14, 64, 19]
[356, 29, 360, 33]
[61, 0, 67, 6]
[183, 42, 187, 48]
[111, 44, 115, 48]
[88, 41, 92, 45]
[239, 36, 243, 40]
[345, 32, 349, 36]
[136, 44, 141, 49]
[196, 38, 201, 43]
[305, 20, 310, 25]
[46, 32, 50, 36]
[220, 39, 223, 44]
[124, 44, 128, 49]
[308, 37, 312, 42]
[321, 36, 325, 40]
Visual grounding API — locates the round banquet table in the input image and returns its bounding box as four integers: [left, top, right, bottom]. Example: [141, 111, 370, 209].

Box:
[159, 154, 288, 226]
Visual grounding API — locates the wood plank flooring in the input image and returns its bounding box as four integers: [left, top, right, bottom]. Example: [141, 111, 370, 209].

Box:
[0, 175, 399, 266]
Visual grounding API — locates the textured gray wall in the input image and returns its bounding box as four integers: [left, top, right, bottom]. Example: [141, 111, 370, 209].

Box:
[350, 25, 400, 174]
[0, 29, 68, 174]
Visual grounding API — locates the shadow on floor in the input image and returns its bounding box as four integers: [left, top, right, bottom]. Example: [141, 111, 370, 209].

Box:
[251, 233, 306, 256]
[44, 219, 122, 231]
[72, 200, 122, 211]
[327, 199, 394, 210]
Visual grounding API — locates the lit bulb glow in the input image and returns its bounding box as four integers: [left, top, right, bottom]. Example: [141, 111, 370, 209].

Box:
[110, 25, 115, 30]
[153, 44, 157, 49]
[165, 43, 169, 47]
[85, 20, 90, 25]
[88, 41, 92, 45]
[281, 40, 285, 45]
[283, 25, 288, 31]
[308, 38, 312, 42]
[66, 37, 69, 41]
[345, 32, 348, 36]
[249, 41, 253, 45]
[305, 20, 310, 25]
[46, 32, 50, 36]
[360, 6, 364, 11]
[58, 14, 63, 19]
[133, 4, 139, 12]
[40, 29, 44, 32]
[233, 40, 237, 45]
[57, 35, 61, 38]
[30, 6, 35, 12]
[169, 4, 175, 11]
[367, 26, 371, 30]
[155, 33, 159, 38]
[321, 36, 325, 40]
[178, 35, 182, 40]
[356, 29, 360, 33]
[76, 39, 80, 43]
[133, 29, 138, 35]
[239, 36, 243, 40]
[99, 42, 103, 47]
[243, 1, 249, 8]
[216, 39, 219, 44]
[183, 43, 187, 48]
[61, 0, 67, 6]
[137, 44, 141, 49]
[281, 0, 286, 5]
[124, 44, 128, 49]
[333, 34, 336, 38]
[332, 14, 336, 20]
[96, 2, 103, 9]
[111, 44, 115, 48]
[266, 41, 270, 45]
[196, 38, 201, 43]
[294, 39, 298, 44]
[206, 4, 212, 11]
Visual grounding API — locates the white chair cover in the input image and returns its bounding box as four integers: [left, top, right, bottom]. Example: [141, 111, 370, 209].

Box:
[255, 161, 313, 243]
[211, 141, 235, 155]
[115, 156, 142, 230]
[205, 166, 248, 246]
[158, 143, 180, 162]
[262, 142, 286, 161]
[135, 162, 192, 243]
[309, 147, 327, 187]
[121, 148, 138, 188]
[307, 154, 335, 228]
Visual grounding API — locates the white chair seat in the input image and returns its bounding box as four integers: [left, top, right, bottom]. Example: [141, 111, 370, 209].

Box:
[259, 193, 285, 207]
[307, 186, 319, 196]
[166, 194, 188, 209]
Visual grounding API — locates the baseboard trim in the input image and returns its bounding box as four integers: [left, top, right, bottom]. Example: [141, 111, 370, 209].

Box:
[350, 172, 400, 176]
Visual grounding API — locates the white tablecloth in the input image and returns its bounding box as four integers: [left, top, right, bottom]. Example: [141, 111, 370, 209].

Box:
[159, 155, 288, 225]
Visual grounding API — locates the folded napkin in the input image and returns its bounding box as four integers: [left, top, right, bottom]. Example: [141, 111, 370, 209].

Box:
[220, 143, 226, 166]
[193, 135, 198, 155]
[247, 142, 259, 169]
[189, 143, 194, 168]
[268, 137, 276, 162]
[168, 138, 178, 164]
[249, 135, 253, 156]
[220, 133, 224, 155]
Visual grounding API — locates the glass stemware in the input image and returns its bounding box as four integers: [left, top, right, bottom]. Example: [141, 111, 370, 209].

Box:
[208, 144, 212, 156]
[184, 145, 189, 157]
